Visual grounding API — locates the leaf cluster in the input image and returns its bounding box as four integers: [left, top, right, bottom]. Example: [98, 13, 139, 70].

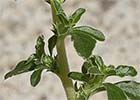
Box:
[68, 55, 139, 100]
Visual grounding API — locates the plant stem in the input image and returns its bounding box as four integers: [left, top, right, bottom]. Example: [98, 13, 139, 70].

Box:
[56, 38, 75, 100]
[50, 0, 75, 99]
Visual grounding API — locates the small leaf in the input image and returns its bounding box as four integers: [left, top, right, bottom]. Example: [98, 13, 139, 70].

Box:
[72, 34, 96, 58]
[116, 65, 137, 77]
[103, 65, 116, 76]
[94, 55, 104, 69]
[57, 13, 69, 25]
[5, 60, 36, 79]
[76, 91, 88, 100]
[41, 54, 54, 69]
[87, 75, 104, 86]
[48, 35, 57, 55]
[30, 69, 43, 87]
[68, 72, 89, 82]
[116, 81, 140, 100]
[89, 55, 104, 73]
[53, 0, 65, 15]
[104, 83, 128, 100]
[82, 61, 91, 74]
[82, 56, 104, 75]
[69, 8, 86, 25]
[71, 26, 105, 41]
[35, 36, 45, 59]
[88, 66, 102, 75]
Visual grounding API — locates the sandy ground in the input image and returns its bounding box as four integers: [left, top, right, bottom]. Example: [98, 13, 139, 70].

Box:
[0, 0, 140, 100]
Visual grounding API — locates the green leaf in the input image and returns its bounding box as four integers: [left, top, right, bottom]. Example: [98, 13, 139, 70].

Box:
[69, 8, 86, 25]
[68, 72, 89, 82]
[76, 91, 88, 100]
[72, 34, 96, 58]
[53, 0, 65, 15]
[82, 55, 104, 75]
[94, 55, 104, 69]
[35, 36, 45, 59]
[5, 60, 36, 79]
[41, 54, 54, 69]
[48, 35, 57, 55]
[116, 81, 140, 100]
[4, 54, 38, 79]
[89, 55, 104, 73]
[104, 83, 128, 100]
[88, 66, 102, 75]
[103, 65, 116, 76]
[57, 13, 69, 25]
[82, 61, 91, 74]
[116, 65, 137, 77]
[30, 69, 43, 87]
[71, 26, 105, 41]
[87, 75, 104, 87]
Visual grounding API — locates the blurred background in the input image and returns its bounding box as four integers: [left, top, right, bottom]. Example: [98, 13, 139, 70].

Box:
[0, 0, 140, 100]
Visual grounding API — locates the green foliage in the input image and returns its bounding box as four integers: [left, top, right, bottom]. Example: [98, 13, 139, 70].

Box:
[116, 81, 140, 100]
[5, 36, 56, 86]
[104, 83, 128, 100]
[4, 0, 140, 100]
[69, 8, 86, 26]
[68, 55, 138, 99]
[30, 69, 43, 87]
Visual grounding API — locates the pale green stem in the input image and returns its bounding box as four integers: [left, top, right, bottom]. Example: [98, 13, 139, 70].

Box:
[56, 38, 75, 100]
[50, 0, 75, 100]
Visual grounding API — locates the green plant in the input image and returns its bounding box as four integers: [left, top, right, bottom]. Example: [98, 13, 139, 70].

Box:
[4, 0, 140, 100]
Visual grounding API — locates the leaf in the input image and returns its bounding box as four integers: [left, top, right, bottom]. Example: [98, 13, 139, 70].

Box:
[69, 8, 86, 25]
[116, 65, 137, 77]
[68, 72, 89, 82]
[30, 69, 43, 87]
[82, 61, 92, 74]
[35, 36, 45, 59]
[103, 65, 116, 76]
[116, 81, 140, 100]
[89, 55, 104, 73]
[87, 75, 104, 86]
[88, 66, 102, 75]
[71, 26, 105, 41]
[103, 83, 128, 100]
[76, 91, 88, 100]
[53, 0, 65, 15]
[94, 55, 104, 69]
[72, 33, 96, 58]
[48, 35, 57, 55]
[57, 13, 69, 25]
[82, 55, 104, 75]
[5, 60, 36, 79]
[41, 54, 54, 69]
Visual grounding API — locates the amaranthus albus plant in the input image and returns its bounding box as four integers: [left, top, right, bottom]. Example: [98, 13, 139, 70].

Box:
[5, 0, 140, 100]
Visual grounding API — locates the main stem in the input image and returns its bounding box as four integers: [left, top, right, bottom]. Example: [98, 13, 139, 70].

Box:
[50, 0, 75, 100]
[56, 38, 75, 100]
